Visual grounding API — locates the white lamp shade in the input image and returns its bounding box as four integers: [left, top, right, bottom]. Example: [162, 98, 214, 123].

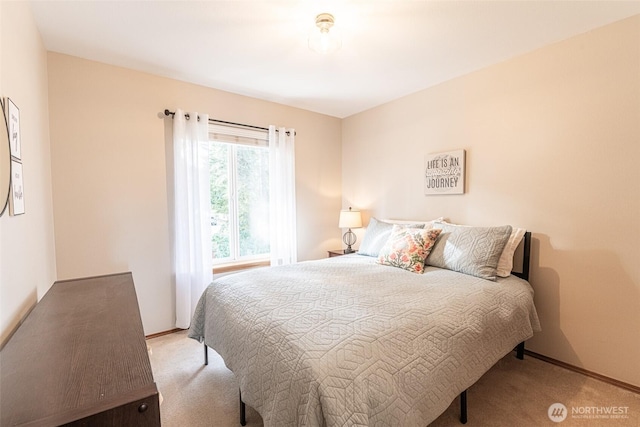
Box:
[338, 209, 362, 229]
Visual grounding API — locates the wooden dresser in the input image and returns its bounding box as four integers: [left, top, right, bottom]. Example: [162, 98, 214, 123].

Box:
[0, 272, 161, 426]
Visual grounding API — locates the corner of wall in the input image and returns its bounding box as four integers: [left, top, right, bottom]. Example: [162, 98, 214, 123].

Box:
[0, 0, 57, 343]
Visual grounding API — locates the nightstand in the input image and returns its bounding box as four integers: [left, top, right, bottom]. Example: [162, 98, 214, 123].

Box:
[328, 249, 357, 258]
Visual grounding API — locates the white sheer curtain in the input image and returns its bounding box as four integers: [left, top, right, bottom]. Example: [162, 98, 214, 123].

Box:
[173, 109, 212, 329]
[268, 125, 297, 266]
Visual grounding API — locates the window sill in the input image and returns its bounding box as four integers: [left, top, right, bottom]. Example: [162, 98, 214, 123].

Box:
[213, 259, 270, 274]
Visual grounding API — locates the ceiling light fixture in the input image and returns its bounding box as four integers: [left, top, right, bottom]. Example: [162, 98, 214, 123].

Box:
[309, 13, 341, 54]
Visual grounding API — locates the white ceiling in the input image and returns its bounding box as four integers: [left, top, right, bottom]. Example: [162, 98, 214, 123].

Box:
[29, 1, 640, 118]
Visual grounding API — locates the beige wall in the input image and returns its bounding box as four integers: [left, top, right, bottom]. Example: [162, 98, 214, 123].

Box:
[343, 16, 640, 387]
[0, 2, 57, 345]
[47, 53, 342, 335]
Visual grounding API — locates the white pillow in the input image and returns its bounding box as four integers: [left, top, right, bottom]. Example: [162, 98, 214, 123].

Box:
[359, 217, 444, 258]
[358, 218, 424, 257]
[496, 227, 526, 277]
[380, 217, 444, 226]
[430, 220, 526, 279]
[428, 222, 512, 281]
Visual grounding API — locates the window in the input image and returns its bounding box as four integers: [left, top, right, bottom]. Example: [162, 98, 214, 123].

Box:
[209, 125, 270, 264]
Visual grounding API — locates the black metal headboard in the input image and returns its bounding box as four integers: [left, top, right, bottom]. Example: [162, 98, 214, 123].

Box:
[511, 231, 531, 282]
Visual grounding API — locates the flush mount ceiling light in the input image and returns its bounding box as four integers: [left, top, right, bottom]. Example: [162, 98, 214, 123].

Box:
[308, 13, 342, 54]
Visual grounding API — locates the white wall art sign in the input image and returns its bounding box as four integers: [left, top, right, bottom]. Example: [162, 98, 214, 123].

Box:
[10, 159, 25, 215]
[8, 98, 21, 160]
[424, 149, 465, 195]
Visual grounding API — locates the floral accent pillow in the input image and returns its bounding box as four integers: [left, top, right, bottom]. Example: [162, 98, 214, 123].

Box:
[377, 225, 442, 274]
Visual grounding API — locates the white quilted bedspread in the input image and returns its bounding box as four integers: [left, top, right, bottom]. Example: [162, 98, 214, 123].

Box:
[189, 254, 540, 426]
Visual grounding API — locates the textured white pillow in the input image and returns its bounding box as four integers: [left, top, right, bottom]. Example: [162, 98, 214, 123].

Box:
[359, 217, 444, 257]
[358, 218, 424, 257]
[428, 222, 512, 281]
[496, 227, 526, 277]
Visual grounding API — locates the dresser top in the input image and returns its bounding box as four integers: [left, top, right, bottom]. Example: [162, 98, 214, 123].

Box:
[0, 272, 157, 426]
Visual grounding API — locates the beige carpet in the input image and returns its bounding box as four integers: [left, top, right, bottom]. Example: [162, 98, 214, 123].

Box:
[148, 331, 639, 426]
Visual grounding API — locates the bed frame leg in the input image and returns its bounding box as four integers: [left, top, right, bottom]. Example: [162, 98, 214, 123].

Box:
[239, 390, 246, 426]
[516, 341, 525, 360]
[460, 390, 467, 424]
[204, 343, 209, 365]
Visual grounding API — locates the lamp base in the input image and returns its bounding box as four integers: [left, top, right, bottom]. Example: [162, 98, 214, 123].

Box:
[342, 229, 357, 254]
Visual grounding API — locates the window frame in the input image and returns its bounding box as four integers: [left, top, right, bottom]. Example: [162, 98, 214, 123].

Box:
[209, 124, 270, 267]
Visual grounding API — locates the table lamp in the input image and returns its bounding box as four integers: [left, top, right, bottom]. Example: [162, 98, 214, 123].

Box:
[338, 207, 362, 253]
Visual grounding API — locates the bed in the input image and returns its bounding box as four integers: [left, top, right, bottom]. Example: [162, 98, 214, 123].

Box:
[189, 221, 541, 426]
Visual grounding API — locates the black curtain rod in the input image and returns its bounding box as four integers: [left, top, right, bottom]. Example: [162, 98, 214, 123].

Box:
[164, 109, 267, 131]
[164, 109, 294, 136]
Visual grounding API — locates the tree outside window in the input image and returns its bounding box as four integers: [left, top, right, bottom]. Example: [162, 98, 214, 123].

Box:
[210, 141, 270, 263]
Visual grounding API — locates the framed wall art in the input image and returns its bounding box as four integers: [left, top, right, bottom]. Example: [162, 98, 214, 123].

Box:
[10, 159, 24, 215]
[8, 98, 21, 160]
[0, 99, 11, 217]
[424, 149, 465, 195]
